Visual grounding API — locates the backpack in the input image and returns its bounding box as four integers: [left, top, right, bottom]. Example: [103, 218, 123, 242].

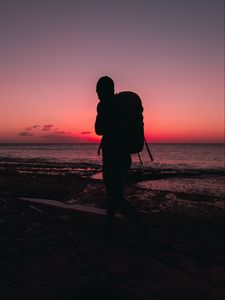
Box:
[114, 91, 144, 154]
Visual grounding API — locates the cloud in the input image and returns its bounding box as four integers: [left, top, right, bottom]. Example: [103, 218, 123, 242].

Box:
[18, 131, 33, 136]
[25, 126, 32, 131]
[81, 131, 91, 135]
[24, 125, 39, 131]
[42, 124, 53, 131]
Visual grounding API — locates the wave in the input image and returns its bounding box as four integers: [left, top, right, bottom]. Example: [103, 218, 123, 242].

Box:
[126, 167, 225, 184]
[0, 157, 224, 179]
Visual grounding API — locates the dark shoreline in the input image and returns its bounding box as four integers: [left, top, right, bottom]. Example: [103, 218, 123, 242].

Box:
[0, 142, 224, 144]
[0, 165, 224, 299]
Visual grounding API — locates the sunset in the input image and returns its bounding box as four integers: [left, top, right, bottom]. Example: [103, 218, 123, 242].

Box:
[0, 1, 224, 299]
[0, 0, 224, 143]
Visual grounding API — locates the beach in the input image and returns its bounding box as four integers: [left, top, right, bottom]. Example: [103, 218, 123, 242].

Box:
[0, 150, 224, 300]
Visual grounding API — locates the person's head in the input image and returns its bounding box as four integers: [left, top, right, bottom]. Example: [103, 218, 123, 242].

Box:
[96, 76, 114, 101]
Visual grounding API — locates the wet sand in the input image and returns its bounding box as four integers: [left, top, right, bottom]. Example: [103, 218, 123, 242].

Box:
[0, 167, 224, 300]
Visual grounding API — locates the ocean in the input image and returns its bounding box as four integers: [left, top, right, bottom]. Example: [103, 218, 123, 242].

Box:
[0, 143, 224, 198]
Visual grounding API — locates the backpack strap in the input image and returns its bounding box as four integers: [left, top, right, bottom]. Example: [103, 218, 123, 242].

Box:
[97, 139, 102, 156]
[137, 152, 143, 166]
[144, 138, 154, 161]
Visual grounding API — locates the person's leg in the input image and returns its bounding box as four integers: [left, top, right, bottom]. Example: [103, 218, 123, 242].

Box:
[117, 157, 149, 236]
[103, 166, 119, 236]
[118, 197, 149, 236]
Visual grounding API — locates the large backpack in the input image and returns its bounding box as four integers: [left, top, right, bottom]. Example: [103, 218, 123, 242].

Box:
[114, 91, 144, 154]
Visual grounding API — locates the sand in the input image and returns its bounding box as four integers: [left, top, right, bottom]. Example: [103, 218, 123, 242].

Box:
[0, 167, 224, 300]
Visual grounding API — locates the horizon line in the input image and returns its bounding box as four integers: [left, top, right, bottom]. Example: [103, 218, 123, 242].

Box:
[0, 142, 224, 145]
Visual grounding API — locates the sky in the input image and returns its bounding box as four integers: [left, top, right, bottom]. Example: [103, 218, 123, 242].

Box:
[0, 0, 224, 143]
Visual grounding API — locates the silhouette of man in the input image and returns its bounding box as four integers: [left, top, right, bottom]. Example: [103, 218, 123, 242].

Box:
[95, 76, 148, 237]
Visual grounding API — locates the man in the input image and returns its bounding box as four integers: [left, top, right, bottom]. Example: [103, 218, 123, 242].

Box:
[95, 76, 148, 237]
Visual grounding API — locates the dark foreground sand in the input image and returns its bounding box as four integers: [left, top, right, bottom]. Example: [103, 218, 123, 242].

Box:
[0, 168, 224, 300]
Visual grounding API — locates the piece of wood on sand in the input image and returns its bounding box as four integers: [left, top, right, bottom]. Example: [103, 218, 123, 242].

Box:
[19, 197, 122, 218]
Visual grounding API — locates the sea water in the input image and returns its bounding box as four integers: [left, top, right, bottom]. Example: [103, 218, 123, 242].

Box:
[0, 143, 224, 197]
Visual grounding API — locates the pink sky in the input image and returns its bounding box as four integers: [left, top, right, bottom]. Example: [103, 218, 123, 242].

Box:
[0, 0, 224, 143]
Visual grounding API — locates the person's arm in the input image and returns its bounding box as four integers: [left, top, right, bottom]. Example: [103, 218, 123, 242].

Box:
[95, 102, 105, 135]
